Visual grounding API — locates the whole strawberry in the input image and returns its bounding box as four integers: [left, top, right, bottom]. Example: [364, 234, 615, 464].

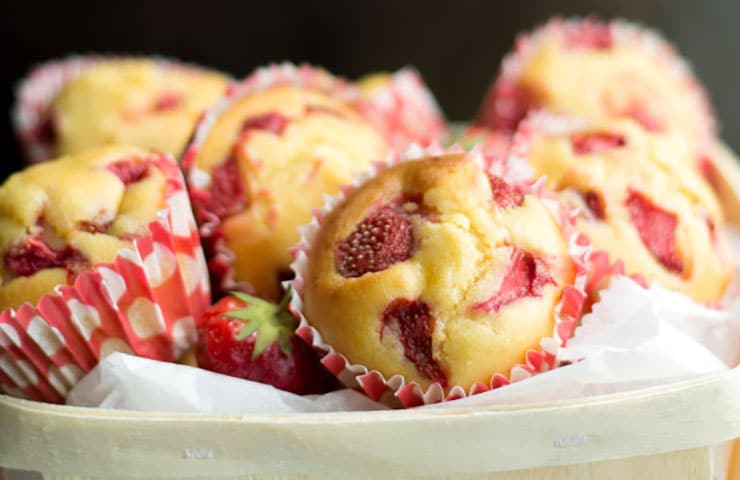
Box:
[196, 289, 336, 395]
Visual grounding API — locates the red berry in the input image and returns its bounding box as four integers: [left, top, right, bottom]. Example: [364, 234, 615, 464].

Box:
[242, 112, 289, 136]
[626, 190, 683, 274]
[570, 132, 625, 155]
[336, 204, 415, 278]
[152, 92, 183, 112]
[4, 235, 86, 278]
[202, 156, 248, 219]
[380, 299, 447, 387]
[489, 175, 524, 208]
[107, 158, 150, 185]
[474, 248, 555, 313]
[581, 190, 606, 220]
[196, 293, 336, 395]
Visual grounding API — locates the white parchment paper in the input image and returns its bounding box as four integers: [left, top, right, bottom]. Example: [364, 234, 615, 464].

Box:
[67, 275, 740, 413]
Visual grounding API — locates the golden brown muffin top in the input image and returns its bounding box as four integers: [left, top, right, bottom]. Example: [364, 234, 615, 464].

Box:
[304, 154, 575, 390]
[521, 116, 731, 301]
[52, 59, 229, 157]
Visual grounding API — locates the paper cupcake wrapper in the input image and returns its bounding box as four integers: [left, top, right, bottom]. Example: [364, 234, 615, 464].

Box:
[0, 154, 210, 403]
[476, 17, 716, 138]
[446, 125, 512, 166]
[287, 144, 606, 408]
[12, 54, 232, 164]
[356, 68, 447, 150]
[182, 62, 397, 297]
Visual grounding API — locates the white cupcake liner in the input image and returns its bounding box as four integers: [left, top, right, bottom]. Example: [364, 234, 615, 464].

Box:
[357, 67, 447, 150]
[287, 144, 607, 408]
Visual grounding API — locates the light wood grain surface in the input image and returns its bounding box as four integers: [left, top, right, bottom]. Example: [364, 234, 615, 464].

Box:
[0, 448, 717, 479]
[0, 368, 738, 479]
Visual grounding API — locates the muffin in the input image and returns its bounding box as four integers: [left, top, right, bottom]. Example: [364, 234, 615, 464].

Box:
[0, 144, 209, 403]
[512, 112, 731, 302]
[184, 64, 391, 301]
[14, 57, 230, 162]
[356, 68, 447, 149]
[293, 151, 591, 406]
[0, 144, 175, 310]
[478, 17, 715, 149]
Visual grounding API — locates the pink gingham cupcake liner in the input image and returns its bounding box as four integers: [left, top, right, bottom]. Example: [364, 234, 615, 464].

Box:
[0, 153, 210, 403]
[287, 144, 607, 408]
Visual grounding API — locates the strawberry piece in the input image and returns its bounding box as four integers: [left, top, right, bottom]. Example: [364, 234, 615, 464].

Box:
[581, 190, 606, 220]
[197, 289, 336, 395]
[570, 132, 625, 155]
[242, 112, 289, 136]
[626, 191, 683, 274]
[380, 299, 447, 387]
[474, 248, 555, 313]
[336, 203, 415, 278]
[202, 156, 248, 219]
[489, 175, 524, 208]
[152, 92, 183, 112]
[4, 236, 86, 278]
[107, 159, 149, 185]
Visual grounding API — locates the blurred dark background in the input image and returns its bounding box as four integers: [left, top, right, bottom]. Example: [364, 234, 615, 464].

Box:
[2, 0, 739, 180]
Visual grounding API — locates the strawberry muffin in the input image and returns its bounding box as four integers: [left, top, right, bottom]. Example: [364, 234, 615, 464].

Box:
[15, 57, 229, 162]
[0, 144, 176, 310]
[298, 153, 582, 397]
[478, 17, 715, 148]
[356, 68, 447, 149]
[185, 65, 391, 301]
[514, 113, 731, 301]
